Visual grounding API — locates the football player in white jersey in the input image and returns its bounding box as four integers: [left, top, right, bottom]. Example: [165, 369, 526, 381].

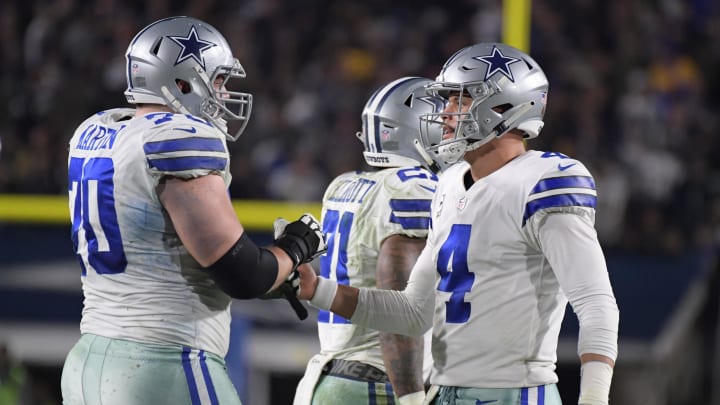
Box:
[297, 43, 619, 405]
[61, 16, 326, 405]
[292, 77, 449, 405]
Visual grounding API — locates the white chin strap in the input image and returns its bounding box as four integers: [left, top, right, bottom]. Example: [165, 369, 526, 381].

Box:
[160, 86, 192, 115]
[412, 140, 442, 174]
[438, 141, 467, 165]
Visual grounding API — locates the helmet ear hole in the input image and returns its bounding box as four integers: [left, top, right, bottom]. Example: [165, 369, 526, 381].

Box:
[492, 103, 512, 113]
[176, 79, 191, 94]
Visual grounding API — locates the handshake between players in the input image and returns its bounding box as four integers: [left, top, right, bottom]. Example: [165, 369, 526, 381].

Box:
[260, 214, 327, 319]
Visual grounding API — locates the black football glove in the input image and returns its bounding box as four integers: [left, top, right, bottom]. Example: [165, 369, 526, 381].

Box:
[258, 269, 308, 320]
[273, 214, 327, 268]
[260, 214, 326, 320]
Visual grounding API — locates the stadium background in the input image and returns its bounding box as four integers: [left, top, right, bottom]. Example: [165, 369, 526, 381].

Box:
[1, 0, 719, 403]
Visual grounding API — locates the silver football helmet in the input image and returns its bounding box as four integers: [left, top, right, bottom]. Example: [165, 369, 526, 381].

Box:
[420, 43, 549, 164]
[124, 16, 252, 141]
[357, 77, 448, 173]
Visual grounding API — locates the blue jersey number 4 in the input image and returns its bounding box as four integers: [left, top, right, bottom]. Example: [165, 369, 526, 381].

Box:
[436, 224, 475, 323]
[68, 157, 127, 275]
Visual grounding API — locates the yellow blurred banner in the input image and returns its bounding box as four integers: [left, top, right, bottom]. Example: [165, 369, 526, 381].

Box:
[0, 194, 69, 224]
[0, 194, 321, 232]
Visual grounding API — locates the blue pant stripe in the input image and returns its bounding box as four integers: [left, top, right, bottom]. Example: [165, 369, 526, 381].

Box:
[538, 385, 545, 405]
[182, 347, 201, 405]
[520, 387, 528, 405]
[368, 382, 377, 405]
[199, 350, 219, 405]
[385, 383, 396, 404]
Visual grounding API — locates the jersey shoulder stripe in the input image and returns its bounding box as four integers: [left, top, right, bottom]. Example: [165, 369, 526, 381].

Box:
[523, 193, 597, 225]
[522, 155, 598, 225]
[389, 198, 432, 230]
[383, 167, 436, 231]
[147, 156, 227, 172]
[389, 198, 432, 212]
[530, 175, 595, 194]
[143, 136, 225, 154]
[141, 114, 228, 177]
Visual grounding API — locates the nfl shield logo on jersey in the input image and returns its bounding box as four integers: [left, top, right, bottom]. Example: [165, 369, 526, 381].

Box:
[456, 196, 467, 211]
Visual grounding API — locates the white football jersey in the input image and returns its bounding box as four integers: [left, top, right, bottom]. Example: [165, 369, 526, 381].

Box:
[67, 108, 233, 357]
[427, 150, 599, 387]
[318, 166, 437, 379]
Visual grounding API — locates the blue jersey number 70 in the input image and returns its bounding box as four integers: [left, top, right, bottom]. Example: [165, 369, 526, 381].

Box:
[68, 157, 127, 275]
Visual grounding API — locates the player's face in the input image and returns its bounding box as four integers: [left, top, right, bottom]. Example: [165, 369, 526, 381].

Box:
[441, 92, 472, 140]
[213, 75, 228, 96]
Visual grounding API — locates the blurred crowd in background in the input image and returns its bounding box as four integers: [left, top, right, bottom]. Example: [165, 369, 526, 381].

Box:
[0, 0, 718, 255]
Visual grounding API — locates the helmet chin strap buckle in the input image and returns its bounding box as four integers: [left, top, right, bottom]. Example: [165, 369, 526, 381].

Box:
[464, 138, 486, 152]
[493, 101, 535, 137]
[413, 139, 442, 174]
[438, 140, 467, 164]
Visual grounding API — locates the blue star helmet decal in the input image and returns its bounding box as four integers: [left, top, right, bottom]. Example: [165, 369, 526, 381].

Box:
[473, 45, 522, 82]
[167, 25, 217, 70]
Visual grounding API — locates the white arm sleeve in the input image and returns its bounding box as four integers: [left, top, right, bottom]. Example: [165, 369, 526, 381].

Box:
[538, 212, 619, 360]
[350, 243, 436, 337]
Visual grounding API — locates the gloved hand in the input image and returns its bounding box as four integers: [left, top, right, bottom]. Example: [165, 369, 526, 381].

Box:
[258, 269, 300, 300]
[259, 214, 326, 321]
[273, 213, 327, 268]
[258, 269, 308, 320]
[273, 217, 290, 240]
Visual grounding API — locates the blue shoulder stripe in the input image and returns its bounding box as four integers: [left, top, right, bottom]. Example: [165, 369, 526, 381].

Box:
[389, 215, 430, 230]
[523, 193, 597, 225]
[143, 137, 225, 155]
[148, 156, 227, 172]
[531, 175, 595, 194]
[389, 199, 432, 213]
[389, 198, 432, 230]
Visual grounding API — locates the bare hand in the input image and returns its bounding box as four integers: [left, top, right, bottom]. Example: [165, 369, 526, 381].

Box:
[296, 263, 318, 300]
